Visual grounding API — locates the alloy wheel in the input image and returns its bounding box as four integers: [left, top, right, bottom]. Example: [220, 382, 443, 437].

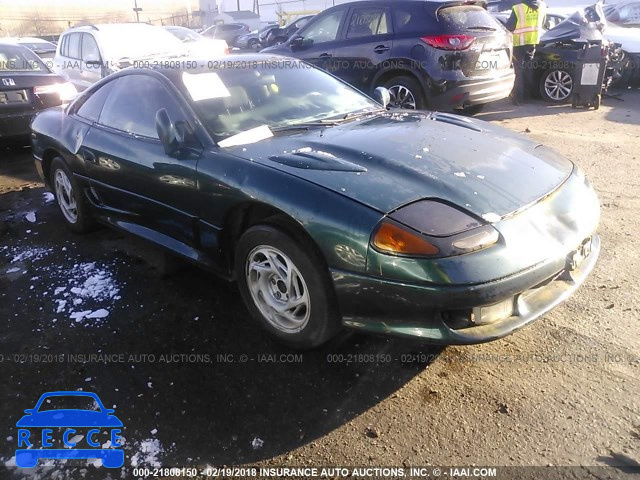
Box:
[54, 169, 78, 224]
[387, 84, 417, 109]
[245, 245, 310, 333]
[544, 70, 573, 101]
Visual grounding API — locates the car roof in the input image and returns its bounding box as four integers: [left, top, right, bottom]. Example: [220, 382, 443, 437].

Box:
[62, 23, 159, 35]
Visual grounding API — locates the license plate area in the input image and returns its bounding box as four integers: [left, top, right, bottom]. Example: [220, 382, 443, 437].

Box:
[0, 89, 30, 105]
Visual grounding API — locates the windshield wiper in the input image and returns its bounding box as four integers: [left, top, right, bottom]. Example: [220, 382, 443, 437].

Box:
[341, 107, 386, 121]
[270, 121, 340, 132]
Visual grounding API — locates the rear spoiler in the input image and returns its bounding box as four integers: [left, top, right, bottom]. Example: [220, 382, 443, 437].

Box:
[429, 0, 489, 16]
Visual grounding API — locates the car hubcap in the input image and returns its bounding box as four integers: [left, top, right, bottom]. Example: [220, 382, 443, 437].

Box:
[246, 246, 310, 333]
[387, 85, 416, 109]
[54, 169, 78, 223]
[544, 70, 573, 101]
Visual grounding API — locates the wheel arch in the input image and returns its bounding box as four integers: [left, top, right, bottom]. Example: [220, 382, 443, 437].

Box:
[221, 201, 330, 280]
[42, 147, 63, 187]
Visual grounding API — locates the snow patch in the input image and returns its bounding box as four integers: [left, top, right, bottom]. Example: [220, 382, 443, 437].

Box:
[130, 438, 164, 467]
[251, 437, 264, 449]
[25, 211, 36, 223]
[6, 267, 20, 274]
[43, 192, 55, 203]
[454, 172, 466, 178]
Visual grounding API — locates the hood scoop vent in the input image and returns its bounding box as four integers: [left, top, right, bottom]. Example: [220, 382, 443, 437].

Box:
[430, 113, 483, 132]
[268, 150, 367, 172]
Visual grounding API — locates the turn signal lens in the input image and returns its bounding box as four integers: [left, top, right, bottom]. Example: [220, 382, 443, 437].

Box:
[373, 221, 439, 256]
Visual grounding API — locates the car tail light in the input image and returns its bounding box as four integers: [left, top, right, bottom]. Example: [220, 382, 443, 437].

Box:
[34, 82, 77, 102]
[421, 34, 475, 50]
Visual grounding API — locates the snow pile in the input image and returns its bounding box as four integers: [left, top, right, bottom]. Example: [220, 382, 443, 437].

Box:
[130, 438, 164, 468]
[52, 262, 121, 324]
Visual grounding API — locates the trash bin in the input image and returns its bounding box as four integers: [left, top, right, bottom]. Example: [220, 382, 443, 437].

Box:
[571, 43, 607, 110]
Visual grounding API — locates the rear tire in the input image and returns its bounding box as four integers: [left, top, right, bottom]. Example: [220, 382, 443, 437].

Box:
[380, 76, 426, 110]
[235, 224, 341, 349]
[50, 157, 95, 233]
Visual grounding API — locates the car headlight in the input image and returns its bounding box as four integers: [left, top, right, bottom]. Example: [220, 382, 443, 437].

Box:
[34, 82, 78, 102]
[371, 200, 500, 258]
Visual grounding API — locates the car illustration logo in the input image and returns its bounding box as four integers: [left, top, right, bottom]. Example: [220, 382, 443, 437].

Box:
[2, 78, 16, 87]
[15, 391, 124, 468]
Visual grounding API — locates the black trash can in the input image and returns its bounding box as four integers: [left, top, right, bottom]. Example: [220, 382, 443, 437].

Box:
[571, 43, 607, 110]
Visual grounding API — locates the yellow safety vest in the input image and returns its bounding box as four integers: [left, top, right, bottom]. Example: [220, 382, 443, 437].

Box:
[512, 3, 546, 47]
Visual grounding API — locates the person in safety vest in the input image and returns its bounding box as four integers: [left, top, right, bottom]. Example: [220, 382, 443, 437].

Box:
[505, 0, 547, 104]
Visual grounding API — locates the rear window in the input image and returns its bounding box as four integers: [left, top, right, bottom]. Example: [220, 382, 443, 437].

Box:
[437, 5, 502, 30]
[0, 44, 47, 71]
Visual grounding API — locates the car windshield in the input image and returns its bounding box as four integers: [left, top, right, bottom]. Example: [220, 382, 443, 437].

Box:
[101, 26, 185, 60]
[0, 44, 47, 71]
[182, 61, 380, 143]
[37, 395, 102, 412]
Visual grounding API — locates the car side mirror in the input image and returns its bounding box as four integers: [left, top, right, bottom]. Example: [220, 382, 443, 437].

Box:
[156, 108, 185, 157]
[84, 53, 102, 67]
[373, 86, 391, 109]
[290, 35, 304, 49]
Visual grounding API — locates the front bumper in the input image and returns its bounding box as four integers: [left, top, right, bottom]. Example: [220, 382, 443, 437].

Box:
[332, 234, 599, 344]
[426, 70, 515, 110]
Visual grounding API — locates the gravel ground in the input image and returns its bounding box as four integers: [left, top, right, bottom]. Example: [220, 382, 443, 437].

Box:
[0, 90, 638, 479]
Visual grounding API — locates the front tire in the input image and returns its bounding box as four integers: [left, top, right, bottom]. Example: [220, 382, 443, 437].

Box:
[540, 68, 574, 103]
[235, 224, 341, 349]
[380, 76, 426, 110]
[50, 157, 95, 233]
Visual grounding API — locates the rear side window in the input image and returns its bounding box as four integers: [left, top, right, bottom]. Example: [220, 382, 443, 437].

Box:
[76, 80, 118, 122]
[437, 5, 502, 30]
[98, 75, 181, 139]
[65, 33, 82, 59]
[346, 8, 390, 38]
[392, 4, 432, 33]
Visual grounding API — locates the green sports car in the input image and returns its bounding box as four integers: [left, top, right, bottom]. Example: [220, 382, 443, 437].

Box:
[30, 54, 600, 349]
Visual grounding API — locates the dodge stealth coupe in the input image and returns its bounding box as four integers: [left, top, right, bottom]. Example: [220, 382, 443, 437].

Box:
[30, 54, 600, 349]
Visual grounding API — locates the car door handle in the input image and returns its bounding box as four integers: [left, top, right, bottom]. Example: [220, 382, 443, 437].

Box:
[319, 53, 333, 59]
[83, 150, 97, 164]
[374, 45, 390, 54]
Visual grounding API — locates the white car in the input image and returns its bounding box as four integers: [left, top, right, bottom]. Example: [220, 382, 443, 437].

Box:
[53, 23, 191, 91]
[163, 26, 228, 57]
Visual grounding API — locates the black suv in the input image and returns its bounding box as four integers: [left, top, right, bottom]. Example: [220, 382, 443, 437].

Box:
[263, 0, 515, 111]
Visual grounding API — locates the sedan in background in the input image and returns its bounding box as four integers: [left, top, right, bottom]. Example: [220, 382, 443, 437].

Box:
[0, 42, 76, 144]
[236, 24, 278, 49]
[2, 37, 57, 61]
[31, 55, 599, 349]
[164, 26, 229, 57]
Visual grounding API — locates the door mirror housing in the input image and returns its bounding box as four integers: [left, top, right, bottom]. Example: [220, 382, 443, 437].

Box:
[156, 109, 201, 159]
[83, 53, 102, 67]
[156, 108, 185, 157]
[373, 86, 391, 109]
[290, 35, 304, 49]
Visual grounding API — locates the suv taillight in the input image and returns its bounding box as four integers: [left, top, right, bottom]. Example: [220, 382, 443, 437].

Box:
[421, 34, 475, 50]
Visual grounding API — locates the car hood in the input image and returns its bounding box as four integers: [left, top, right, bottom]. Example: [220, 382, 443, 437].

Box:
[227, 111, 574, 219]
[16, 410, 123, 427]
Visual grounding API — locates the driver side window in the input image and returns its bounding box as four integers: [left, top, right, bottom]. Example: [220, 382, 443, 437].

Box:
[98, 75, 182, 139]
[300, 10, 345, 44]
